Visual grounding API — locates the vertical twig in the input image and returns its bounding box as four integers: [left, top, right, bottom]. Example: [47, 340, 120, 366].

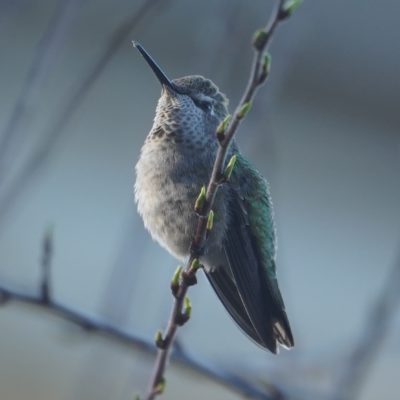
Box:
[144, 1, 301, 399]
[332, 254, 400, 400]
[40, 226, 53, 304]
[0, 0, 166, 222]
[0, 0, 79, 182]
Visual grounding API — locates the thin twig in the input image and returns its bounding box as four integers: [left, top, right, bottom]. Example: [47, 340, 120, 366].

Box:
[0, 0, 79, 184]
[0, 284, 280, 400]
[144, 1, 298, 398]
[331, 253, 400, 400]
[40, 226, 53, 303]
[0, 225, 280, 399]
[0, 0, 166, 222]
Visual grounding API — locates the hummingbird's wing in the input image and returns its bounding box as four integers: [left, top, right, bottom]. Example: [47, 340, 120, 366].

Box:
[212, 154, 293, 353]
[205, 265, 264, 344]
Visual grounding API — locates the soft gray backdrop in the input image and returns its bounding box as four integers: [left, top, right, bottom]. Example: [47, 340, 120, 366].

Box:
[0, 0, 399, 399]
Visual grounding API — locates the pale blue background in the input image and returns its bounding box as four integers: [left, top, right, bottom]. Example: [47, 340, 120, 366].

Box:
[0, 0, 399, 399]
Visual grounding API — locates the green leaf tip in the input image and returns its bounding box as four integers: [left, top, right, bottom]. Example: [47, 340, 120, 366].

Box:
[253, 28, 269, 51]
[154, 329, 166, 348]
[183, 296, 192, 318]
[171, 265, 183, 287]
[224, 154, 237, 181]
[207, 210, 214, 231]
[194, 185, 207, 212]
[238, 101, 252, 119]
[263, 52, 272, 74]
[155, 329, 163, 343]
[190, 258, 200, 271]
[154, 377, 166, 395]
[216, 114, 231, 141]
[280, 0, 302, 19]
[259, 52, 272, 84]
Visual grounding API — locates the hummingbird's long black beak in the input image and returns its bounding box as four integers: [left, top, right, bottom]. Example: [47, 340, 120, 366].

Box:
[132, 41, 176, 92]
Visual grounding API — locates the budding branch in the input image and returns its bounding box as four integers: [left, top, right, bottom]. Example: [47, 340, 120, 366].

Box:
[144, 1, 300, 399]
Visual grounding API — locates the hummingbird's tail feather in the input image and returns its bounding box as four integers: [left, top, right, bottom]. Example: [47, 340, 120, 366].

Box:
[205, 267, 265, 346]
[273, 320, 293, 349]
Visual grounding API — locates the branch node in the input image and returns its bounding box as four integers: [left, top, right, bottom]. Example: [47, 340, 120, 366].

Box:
[155, 330, 167, 349]
[182, 269, 198, 287]
[279, 0, 302, 20]
[253, 28, 269, 51]
[175, 312, 190, 326]
[153, 377, 166, 395]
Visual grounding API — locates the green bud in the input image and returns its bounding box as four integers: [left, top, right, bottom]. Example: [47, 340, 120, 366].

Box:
[194, 185, 207, 212]
[237, 101, 251, 119]
[216, 114, 231, 141]
[190, 258, 200, 271]
[280, 0, 302, 19]
[155, 329, 163, 342]
[170, 265, 183, 294]
[258, 52, 272, 84]
[183, 296, 192, 318]
[206, 210, 214, 231]
[154, 377, 166, 395]
[263, 52, 272, 74]
[223, 154, 237, 181]
[154, 329, 165, 348]
[253, 28, 269, 51]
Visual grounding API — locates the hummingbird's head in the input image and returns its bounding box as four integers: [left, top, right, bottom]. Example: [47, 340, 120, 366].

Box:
[170, 75, 228, 122]
[134, 42, 228, 140]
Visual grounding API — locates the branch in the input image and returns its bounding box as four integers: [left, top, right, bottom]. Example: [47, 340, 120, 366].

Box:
[331, 252, 400, 400]
[0, 0, 78, 174]
[144, 1, 301, 399]
[0, 0, 166, 221]
[0, 230, 281, 400]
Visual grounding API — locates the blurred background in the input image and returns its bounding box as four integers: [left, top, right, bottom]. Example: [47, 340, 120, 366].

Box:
[0, 0, 399, 399]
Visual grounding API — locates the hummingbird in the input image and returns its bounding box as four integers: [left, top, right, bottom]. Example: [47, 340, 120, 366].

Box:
[133, 42, 293, 354]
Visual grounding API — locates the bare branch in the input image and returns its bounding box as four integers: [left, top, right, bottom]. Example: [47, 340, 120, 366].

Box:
[0, 224, 284, 400]
[40, 226, 53, 303]
[331, 254, 400, 400]
[0, 0, 79, 176]
[144, 1, 299, 399]
[0, 283, 279, 400]
[0, 0, 166, 222]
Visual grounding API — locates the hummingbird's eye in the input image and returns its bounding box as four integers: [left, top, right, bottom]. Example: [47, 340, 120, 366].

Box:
[192, 97, 213, 113]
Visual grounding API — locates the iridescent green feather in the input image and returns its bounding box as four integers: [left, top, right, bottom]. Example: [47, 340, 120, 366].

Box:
[230, 153, 277, 279]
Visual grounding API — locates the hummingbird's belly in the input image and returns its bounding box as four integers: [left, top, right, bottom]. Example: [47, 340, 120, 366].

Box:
[135, 164, 228, 261]
[136, 177, 200, 259]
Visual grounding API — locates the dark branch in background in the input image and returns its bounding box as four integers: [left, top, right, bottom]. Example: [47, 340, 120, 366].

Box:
[0, 0, 79, 184]
[40, 226, 53, 303]
[331, 252, 400, 400]
[144, 1, 301, 399]
[0, 0, 165, 222]
[0, 230, 278, 400]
